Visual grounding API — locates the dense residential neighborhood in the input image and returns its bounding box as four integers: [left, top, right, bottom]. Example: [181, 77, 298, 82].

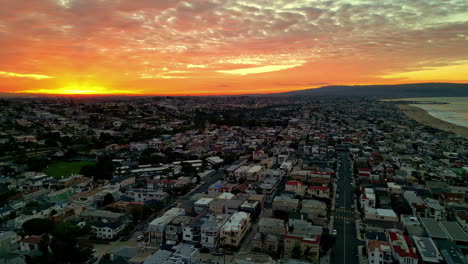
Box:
[0, 96, 467, 264]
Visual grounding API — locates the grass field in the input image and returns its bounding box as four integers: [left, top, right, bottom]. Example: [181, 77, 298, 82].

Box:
[43, 161, 96, 179]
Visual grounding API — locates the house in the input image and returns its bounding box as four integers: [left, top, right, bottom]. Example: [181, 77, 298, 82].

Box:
[165, 244, 200, 264]
[258, 217, 286, 235]
[220, 212, 251, 248]
[80, 210, 125, 223]
[91, 221, 125, 240]
[365, 208, 399, 222]
[411, 236, 443, 264]
[285, 181, 306, 196]
[246, 165, 263, 181]
[386, 231, 418, 264]
[403, 191, 428, 218]
[240, 200, 261, 221]
[306, 186, 330, 199]
[455, 212, 468, 232]
[182, 210, 209, 244]
[366, 240, 392, 264]
[273, 195, 299, 213]
[301, 199, 327, 218]
[419, 217, 449, 240]
[200, 214, 230, 249]
[439, 221, 468, 244]
[209, 199, 227, 215]
[19, 235, 43, 251]
[360, 188, 376, 209]
[127, 189, 168, 203]
[194, 198, 214, 214]
[284, 232, 320, 263]
[165, 215, 192, 244]
[424, 198, 446, 221]
[225, 199, 245, 214]
[0, 231, 19, 254]
[148, 208, 185, 243]
[252, 232, 279, 254]
[387, 182, 402, 195]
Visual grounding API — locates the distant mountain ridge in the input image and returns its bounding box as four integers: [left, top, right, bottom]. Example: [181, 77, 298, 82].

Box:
[277, 83, 468, 97]
[1, 83, 468, 98]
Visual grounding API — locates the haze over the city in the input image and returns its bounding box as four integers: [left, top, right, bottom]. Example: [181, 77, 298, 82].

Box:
[1, 0, 468, 95]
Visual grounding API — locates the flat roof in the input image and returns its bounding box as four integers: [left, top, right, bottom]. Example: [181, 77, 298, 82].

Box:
[420, 217, 448, 239]
[434, 239, 467, 264]
[412, 236, 442, 263]
[439, 221, 468, 243]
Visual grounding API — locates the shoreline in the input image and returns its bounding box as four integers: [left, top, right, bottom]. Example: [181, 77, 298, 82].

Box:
[398, 104, 468, 139]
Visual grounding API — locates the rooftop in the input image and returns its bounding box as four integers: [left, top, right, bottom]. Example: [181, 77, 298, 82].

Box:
[412, 236, 442, 263]
[419, 217, 449, 240]
[439, 221, 468, 243]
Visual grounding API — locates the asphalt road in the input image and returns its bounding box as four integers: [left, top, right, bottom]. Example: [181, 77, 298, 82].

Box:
[331, 152, 361, 264]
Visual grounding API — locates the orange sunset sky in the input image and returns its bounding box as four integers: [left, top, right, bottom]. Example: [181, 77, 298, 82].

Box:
[1, 0, 468, 95]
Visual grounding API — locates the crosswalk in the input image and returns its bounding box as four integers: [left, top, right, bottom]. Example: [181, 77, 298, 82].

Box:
[334, 215, 355, 221]
[335, 208, 354, 214]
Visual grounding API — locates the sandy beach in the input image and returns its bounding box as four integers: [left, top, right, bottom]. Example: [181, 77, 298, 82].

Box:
[398, 104, 468, 139]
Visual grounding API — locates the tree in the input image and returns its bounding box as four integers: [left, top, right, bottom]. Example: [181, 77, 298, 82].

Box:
[22, 218, 56, 236]
[320, 233, 336, 255]
[27, 157, 49, 172]
[79, 164, 96, 178]
[292, 243, 302, 257]
[101, 193, 114, 207]
[39, 234, 50, 263]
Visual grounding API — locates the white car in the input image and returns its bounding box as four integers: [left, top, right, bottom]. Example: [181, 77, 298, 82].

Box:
[137, 235, 145, 241]
[332, 229, 337, 236]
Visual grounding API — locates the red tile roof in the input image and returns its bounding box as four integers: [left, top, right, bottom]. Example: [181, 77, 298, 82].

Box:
[20, 235, 43, 244]
[308, 186, 329, 191]
[285, 181, 304, 186]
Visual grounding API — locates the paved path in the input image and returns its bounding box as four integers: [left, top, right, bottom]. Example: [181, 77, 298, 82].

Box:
[330, 152, 363, 264]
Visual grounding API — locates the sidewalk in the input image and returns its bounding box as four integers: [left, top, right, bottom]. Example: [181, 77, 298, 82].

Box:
[357, 246, 367, 264]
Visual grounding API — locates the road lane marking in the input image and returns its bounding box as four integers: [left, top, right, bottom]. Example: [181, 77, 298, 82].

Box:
[343, 220, 346, 264]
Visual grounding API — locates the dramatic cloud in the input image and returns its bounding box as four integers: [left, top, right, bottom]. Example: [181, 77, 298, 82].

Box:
[0, 0, 467, 94]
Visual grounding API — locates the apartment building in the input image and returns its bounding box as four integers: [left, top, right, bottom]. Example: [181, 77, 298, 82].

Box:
[220, 212, 251, 248]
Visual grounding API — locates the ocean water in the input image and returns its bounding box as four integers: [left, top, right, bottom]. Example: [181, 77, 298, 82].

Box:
[402, 97, 468, 128]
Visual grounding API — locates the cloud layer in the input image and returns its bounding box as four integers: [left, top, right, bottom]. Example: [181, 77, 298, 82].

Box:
[1, 0, 468, 94]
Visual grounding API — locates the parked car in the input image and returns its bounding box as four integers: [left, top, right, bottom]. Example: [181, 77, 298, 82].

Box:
[212, 251, 223, 256]
[121, 235, 131, 241]
[137, 235, 145, 241]
[332, 229, 337, 236]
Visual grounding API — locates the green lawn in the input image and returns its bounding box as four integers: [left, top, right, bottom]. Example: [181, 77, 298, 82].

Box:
[43, 161, 96, 179]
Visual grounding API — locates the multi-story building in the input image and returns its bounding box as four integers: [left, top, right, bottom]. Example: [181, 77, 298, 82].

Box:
[412, 236, 443, 264]
[165, 215, 192, 244]
[284, 232, 320, 263]
[220, 212, 251, 248]
[360, 188, 376, 209]
[301, 199, 327, 218]
[365, 208, 399, 222]
[306, 186, 330, 199]
[386, 231, 418, 264]
[273, 195, 299, 213]
[258, 217, 286, 235]
[182, 210, 209, 244]
[240, 200, 261, 221]
[201, 214, 230, 249]
[209, 199, 227, 215]
[91, 221, 125, 240]
[285, 181, 306, 196]
[366, 240, 392, 264]
[126, 189, 168, 203]
[148, 208, 185, 244]
[424, 198, 446, 221]
[194, 198, 214, 214]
